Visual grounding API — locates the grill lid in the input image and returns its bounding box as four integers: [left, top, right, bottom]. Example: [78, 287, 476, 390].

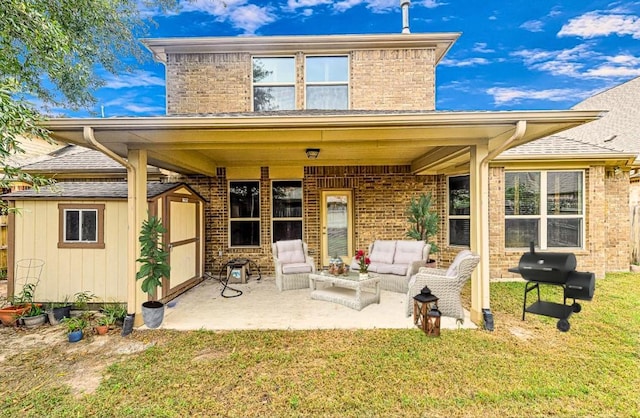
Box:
[517, 243, 577, 284]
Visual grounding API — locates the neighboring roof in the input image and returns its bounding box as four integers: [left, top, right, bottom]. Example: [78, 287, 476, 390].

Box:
[568, 76, 640, 154]
[142, 33, 461, 65]
[1, 182, 191, 200]
[499, 135, 634, 160]
[6, 135, 65, 167]
[19, 145, 162, 176]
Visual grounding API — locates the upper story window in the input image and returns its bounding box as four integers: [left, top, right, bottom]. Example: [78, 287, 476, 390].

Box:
[448, 175, 470, 246]
[58, 204, 105, 249]
[252, 57, 295, 111]
[272, 180, 303, 242]
[505, 170, 584, 249]
[305, 56, 348, 110]
[229, 181, 260, 247]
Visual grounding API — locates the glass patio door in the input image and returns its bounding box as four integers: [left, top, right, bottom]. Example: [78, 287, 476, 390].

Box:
[320, 190, 353, 267]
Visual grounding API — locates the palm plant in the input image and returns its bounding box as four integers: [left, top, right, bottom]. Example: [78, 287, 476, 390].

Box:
[406, 192, 440, 252]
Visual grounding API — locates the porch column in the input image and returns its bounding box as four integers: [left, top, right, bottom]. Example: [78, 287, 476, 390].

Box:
[469, 143, 490, 325]
[127, 149, 148, 327]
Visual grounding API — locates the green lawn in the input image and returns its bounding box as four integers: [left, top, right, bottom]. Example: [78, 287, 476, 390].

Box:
[1, 272, 639, 417]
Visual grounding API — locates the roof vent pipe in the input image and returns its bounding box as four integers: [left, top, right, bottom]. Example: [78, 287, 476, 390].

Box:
[401, 0, 410, 33]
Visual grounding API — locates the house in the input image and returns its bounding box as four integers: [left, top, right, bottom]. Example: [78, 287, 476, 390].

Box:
[5, 32, 633, 328]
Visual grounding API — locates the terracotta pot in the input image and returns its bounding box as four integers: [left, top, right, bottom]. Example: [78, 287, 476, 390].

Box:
[95, 325, 109, 335]
[0, 306, 30, 327]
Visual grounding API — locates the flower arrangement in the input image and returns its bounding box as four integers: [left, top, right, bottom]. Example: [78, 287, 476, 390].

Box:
[355, 249, 370, 273]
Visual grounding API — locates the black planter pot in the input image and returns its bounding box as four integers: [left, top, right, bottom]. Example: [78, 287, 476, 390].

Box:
[141, 301, 165, 329]
[53, 305, 72, 321]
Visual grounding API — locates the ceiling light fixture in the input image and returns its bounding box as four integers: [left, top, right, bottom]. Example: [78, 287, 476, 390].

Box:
[305, 148, 320, 159]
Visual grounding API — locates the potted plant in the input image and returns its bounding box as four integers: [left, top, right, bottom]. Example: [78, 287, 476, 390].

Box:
[101, 301, 127, 326]
[71, 291, 96, 316]
[62, 315, 88, 342]
[136, 214, 171, 329]
[20, 303, 47, 328]
[94, 315, 114, 335]
[0, 282, 40, 327]
[406, 192, 440, 256]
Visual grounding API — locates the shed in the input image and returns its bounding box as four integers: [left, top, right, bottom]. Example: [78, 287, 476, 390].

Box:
[2, 182, 205, 305]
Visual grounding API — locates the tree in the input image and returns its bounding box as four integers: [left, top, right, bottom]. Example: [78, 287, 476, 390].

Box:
[0, 0, 177, 210]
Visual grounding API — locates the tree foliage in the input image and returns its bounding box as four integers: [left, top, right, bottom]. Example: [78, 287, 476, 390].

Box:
[0, 0, 177, 208]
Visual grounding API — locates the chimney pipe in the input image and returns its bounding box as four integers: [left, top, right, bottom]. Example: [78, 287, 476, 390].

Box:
[401, 0, 410, 33]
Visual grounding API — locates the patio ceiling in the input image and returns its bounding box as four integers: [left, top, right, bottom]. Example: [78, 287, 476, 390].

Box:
[45, 110, 603, 177]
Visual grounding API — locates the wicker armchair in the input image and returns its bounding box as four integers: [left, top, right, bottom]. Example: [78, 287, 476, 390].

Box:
[406, 250, 480, 320]
[272, 239, 316, 291]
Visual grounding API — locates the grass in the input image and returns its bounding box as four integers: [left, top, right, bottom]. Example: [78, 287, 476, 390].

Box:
[0, 272, 639, 417]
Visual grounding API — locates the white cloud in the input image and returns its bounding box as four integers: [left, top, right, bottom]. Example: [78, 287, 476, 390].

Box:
[334, 0, 363, 12]
[440, 57, 490, 67]
[558, 11, 640, 39]
[584, 65, 640, 77]
[486, 87, 587, 105]
[123, 104, 166, 114]
[520, 19, 544, 32]
[229, 4, 276, 34]
[286, 0, 332, 11]
[605, 54, 640, 65]
[421, 0, 448, 8]
[103, 70, 165, 89]
[472, 42, 494, 53]
[511, 44, 597, 77]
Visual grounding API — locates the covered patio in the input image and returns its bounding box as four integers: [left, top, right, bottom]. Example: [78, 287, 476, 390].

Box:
[157, 276, 475, 331]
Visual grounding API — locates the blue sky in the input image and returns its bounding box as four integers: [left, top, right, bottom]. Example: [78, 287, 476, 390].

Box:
[62, 0, 640, 117]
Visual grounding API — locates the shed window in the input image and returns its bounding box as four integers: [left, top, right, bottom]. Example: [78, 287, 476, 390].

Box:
[229, 181, 260, 247]
[58, 204, 105, 249]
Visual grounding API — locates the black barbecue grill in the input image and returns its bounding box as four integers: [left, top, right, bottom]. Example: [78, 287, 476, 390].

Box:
[509, 243, 595, 332]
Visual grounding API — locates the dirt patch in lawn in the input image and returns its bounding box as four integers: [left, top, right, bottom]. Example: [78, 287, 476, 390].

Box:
[0, 323, 154, 396]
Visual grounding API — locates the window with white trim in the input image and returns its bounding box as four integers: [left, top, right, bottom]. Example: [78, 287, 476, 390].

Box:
[505, 170, 584, 249]
[229, 181, 261, 247]
[448, 175, 470, 246]
[252, 57, 295, 111]
[58, 204, 105, 249]
[305, 56, 348, 110]
[272, 180, 303, 242]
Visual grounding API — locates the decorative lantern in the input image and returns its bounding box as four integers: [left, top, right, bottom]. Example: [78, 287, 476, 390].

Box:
[413, 292, 439, 335]
[426, 307, 441, 337]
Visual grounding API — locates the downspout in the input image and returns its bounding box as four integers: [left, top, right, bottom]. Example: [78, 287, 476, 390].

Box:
[83, 126, 134, 172]
[476, 120, 527, 330]
[82, 126, 138, 325]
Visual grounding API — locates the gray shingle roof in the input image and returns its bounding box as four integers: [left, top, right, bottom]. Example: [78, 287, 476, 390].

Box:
[20, 146, 161, 174]
[507, 76, 640, 157]
[2, 182, 183, 200]
[501, 135, 624, 157]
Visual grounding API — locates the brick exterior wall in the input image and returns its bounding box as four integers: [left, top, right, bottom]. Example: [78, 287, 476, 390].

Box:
[166, 53, 252, 114]
[351, 49, 435, 110]
[165, 48, 436, 114]
[185, 166, 445, 276]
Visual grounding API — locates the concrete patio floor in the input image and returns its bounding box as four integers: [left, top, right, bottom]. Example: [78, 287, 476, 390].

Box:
[158, 276, 476, 331]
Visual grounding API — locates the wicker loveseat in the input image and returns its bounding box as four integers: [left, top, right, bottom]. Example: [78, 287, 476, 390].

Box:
[351, 240, 430, 293]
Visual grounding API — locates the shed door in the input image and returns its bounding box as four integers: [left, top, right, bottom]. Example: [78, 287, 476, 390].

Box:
[165, 196, 201, 298]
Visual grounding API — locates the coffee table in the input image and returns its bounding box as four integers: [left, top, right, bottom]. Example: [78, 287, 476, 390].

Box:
[308, 271, 380, 311]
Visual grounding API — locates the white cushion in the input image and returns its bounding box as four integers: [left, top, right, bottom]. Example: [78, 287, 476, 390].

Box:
[369, 240, 396, 264]
[276, 239, 306, 264]
[394, 241, 426, 264]
[445, 250, 473, 276]
[282, 263, 312, 274]
[367, 263, 380, 273]
[377, 263, 408, 276]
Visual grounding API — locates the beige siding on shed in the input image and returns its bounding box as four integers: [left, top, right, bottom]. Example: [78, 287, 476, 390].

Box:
[13, 200, 128, 303]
